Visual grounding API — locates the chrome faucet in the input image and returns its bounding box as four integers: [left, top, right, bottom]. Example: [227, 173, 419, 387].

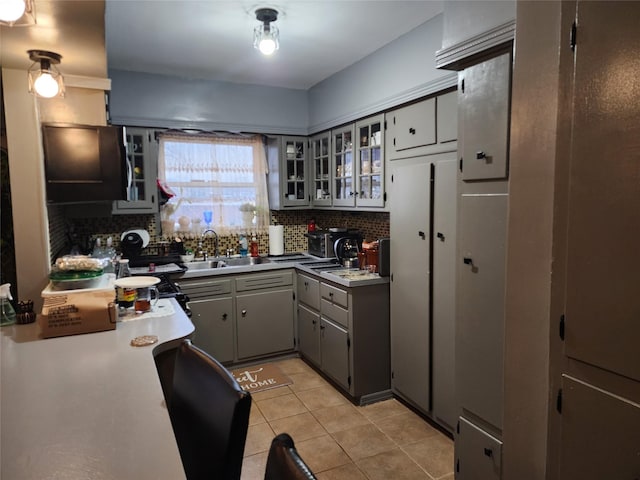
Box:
[201, 229, 219, 258]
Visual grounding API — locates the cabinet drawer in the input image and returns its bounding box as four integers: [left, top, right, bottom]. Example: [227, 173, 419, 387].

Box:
[297, 274, 320, 310]
[320, 283, 348, 309]
[321, 299, 348, 329]
[235, 271, 293, 292]
[178, 278, 232, 300]
[456, 416, 502, 480]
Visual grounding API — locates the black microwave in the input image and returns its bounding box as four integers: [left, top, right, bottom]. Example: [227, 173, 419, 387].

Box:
[41, 123, 127, 203]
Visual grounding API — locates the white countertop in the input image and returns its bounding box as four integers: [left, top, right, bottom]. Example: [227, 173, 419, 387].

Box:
[176, 254, 390, 287]
[0, 299, 194, 480]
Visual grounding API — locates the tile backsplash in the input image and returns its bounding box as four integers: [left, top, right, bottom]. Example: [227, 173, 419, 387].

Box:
[49, 207, 389, 261]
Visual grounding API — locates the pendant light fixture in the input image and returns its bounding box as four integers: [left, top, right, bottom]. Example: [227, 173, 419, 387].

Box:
[0, 0, 36, 26]
[27, 50, 65, 98]
[253, 8, 279, 56]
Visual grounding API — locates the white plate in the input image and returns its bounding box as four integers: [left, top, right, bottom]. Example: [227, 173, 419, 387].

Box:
[121, 229, 150, 248]
[113, 276, 160, 289]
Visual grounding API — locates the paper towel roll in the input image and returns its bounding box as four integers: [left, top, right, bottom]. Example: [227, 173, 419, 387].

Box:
[268, 225, 284, 255]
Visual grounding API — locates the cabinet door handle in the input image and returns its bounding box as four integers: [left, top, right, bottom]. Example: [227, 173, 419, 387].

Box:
[476, 151, 487, 159]
[241, 309, 247, 317]
[409, 127, 416, 135]
[436, 232, 445, 241]
[329, 292, 333, 298]
[418, 231, 426, 239]
[483, 448, 493, 457]
[320, 324, 325, 330]
[312, 319, 317, 325]
[463, 257, 474, 266]
[222, 313, 227, 320]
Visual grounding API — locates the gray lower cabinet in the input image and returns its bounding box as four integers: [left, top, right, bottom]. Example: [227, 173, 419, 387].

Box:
[235, 271, 295, 360]
[236, 288, 294, 359]
[188, 297, 234, 363]
[296, 272, 390, 403]
[178, 277, 234, 363]
[178, 270, 295, 364]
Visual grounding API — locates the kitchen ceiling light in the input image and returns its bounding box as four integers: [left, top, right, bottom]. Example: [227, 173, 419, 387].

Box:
[0, 0, 36, 26]
[27, 50, 65, 98]
[253, 8, 279, 56]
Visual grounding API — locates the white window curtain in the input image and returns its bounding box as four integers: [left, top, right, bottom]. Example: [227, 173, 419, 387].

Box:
[158, 132, 270, 237]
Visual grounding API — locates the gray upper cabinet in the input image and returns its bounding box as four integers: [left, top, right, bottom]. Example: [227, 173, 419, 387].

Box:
[354, 114, 385, 208]
[459, 52, 511, 181]
[112, 127, 158, 214]
[331, 124, 356, 208]
[389, 98, 436, 152]
[267, 136, 310, 209]
[309, 132, 332, 207]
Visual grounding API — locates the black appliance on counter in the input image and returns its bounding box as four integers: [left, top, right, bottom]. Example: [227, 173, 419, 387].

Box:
[305, 229, 363, 258]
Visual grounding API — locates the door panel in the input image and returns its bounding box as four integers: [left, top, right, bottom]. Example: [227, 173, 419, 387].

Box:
[320, 318, 349, 390]
[564, 1, 640, 382]
[189, 297, 234, 363]
[460, 52, 511, 181]
[432, 159, 458, 430]
[457, 194, 508, 429]
[389, 161, 431, 411]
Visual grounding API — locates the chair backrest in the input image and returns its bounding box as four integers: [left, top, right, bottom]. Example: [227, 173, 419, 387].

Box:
[170, 339, 251, 480]
[264, 433, 317, 480]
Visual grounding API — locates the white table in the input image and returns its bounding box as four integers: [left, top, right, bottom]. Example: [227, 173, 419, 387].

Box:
[0, 299, 193, 479]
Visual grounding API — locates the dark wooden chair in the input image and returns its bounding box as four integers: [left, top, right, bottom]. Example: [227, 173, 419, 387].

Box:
[170, 339, 251, 480]
[264, 433, 317, 480]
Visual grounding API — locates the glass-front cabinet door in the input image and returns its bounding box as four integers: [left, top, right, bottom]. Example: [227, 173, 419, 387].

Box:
[113, 127, 158, 214]
[332, 124, 356, 207]
[310, 132, 331, 207]
[355, 114, 385, 208]
[281, 136, 308, 206]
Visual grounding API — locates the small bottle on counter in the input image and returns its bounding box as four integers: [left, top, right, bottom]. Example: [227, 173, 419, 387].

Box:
[250, 233, 259, 257]
[116, 259, 135, 310]
[239, 234, 248, 257]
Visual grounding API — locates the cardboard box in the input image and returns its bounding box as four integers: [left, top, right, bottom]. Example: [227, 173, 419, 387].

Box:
[39, 290, 117, 338]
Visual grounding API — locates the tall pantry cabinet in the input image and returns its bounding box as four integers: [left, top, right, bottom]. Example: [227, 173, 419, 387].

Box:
[454, 48, 512, 480]
[388, 90, 459, 433]
[555, 2, 640, 476]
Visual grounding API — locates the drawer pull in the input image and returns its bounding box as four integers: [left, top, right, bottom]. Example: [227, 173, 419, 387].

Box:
[483, 448, 493, 457]
[241, 309, 247, 317]
[222, 313, 227, 320]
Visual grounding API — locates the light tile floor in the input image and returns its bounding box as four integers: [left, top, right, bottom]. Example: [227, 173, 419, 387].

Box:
[240, 357, 454, 480]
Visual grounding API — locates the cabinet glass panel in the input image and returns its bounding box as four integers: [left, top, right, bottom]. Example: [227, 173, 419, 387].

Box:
[311, 134, 331, 205]
[333, 128, 355, 206]
[283, 137, 307, 203]
[114, 127, 157, 213]
[128, 133, 147, 201]
[356, 118, 384, 207]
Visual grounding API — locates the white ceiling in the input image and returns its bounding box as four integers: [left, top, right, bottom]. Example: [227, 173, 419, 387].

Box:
[0, 1, 444, 91]
[105, 0, 444, 90]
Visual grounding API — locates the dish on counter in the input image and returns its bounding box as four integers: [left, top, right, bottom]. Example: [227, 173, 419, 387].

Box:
[113, 276, 160, 289]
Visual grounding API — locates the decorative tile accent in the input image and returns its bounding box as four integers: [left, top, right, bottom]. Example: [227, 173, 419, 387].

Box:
[50, 208, 389, 260]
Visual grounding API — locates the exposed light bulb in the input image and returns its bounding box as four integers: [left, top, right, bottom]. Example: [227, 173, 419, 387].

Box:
[259, 37, 277, 56]
[0, 0, 26, 22]
[34, 72, 59, 98]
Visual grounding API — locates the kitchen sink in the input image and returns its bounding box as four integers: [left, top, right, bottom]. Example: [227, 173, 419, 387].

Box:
[186, 260, 224, 270]
[186, 256, 270, 270]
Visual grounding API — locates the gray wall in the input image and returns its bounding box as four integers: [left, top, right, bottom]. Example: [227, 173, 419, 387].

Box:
[108, 70, 310, 134]
[108, 14, 456, 135]
[308, 14, 455, 133]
